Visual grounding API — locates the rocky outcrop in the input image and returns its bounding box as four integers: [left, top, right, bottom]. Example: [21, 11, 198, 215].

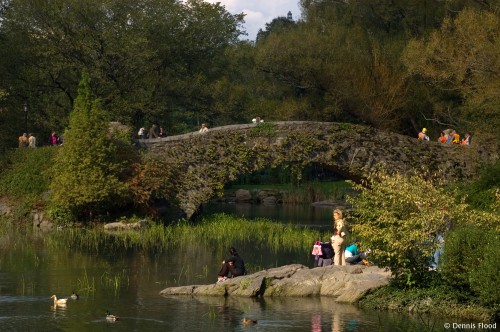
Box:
[234, 189, 252, 202]
[159, 264, 391, 304]
[0, 197, 11, 216]
[32, 211, 55, 231]
[104, 219, 148, 231]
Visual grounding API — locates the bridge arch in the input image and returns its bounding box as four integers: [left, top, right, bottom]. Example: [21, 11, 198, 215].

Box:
[137, 121, 493, 218]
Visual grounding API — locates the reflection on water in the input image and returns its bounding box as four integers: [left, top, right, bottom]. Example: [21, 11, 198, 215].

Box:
[202, 202, 335, 227]
[0, 227, 447, 332]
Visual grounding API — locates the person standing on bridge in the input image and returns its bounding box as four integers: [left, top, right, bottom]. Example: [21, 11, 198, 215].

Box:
[418, 128, 429, 141]
[137, 127, 145, 139]
[148, 124, 159, 139]
[28, 133, 36, 148]
[199, 123, 208, 134]
[18, 133, 29, 148]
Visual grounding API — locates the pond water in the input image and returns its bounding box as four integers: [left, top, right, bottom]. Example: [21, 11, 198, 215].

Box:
[202, 202, 336, 228]
[0, 222, 449, 332]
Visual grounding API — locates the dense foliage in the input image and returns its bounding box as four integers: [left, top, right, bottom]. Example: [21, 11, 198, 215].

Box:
[442, 228, 499, 307]
[346, 171, 500, 285]
[0, 147, 56, 197]
[50, 71, 134, 219]
[0, 0, 498, 302]
[0, 0, 498, 150]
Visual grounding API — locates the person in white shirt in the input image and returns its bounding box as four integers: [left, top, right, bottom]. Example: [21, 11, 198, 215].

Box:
[199, 123, 208, 134]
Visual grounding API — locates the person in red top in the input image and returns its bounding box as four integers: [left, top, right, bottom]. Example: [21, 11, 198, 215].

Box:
[438, 132, 448, 144]
[49, 132, 59, 146]
[461, 132, 471, 145]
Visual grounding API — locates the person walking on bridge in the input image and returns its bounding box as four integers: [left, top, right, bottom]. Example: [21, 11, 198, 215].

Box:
[199, 123, 208, 134]
[18, 133, 29, 148]
[418, 128, 429, 141]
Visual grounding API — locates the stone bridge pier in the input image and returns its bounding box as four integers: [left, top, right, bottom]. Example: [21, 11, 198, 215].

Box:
[137, 121, 497, 219]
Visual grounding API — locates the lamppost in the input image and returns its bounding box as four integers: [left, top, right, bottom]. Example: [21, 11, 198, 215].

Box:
[23, 102, 28, 134]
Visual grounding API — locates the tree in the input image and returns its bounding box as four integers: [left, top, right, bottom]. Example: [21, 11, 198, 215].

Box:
[256, 15, 297, 43]
[0, 0, 245, 142]
[50, 70, 131, 220]
[346, 171, 475, 285]
[402, 9, 500, 132]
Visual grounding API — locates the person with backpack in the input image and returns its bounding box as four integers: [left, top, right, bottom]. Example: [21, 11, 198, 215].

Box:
[311, 241, 323, 267]
[319, 240, 334, 266]
[217, 247, 246, 283]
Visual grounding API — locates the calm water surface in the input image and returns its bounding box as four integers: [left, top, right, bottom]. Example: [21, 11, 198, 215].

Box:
[0, 216, 448, 332]
[202, 202, 335, 227]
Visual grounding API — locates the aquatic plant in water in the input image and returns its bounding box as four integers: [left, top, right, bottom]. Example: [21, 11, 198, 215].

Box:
[43, 214, 325, 255]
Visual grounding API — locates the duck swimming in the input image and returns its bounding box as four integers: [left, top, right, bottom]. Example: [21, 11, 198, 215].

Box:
[242, 318, 257, 326]
[51, 295, 68, 305]
[70, 291, 79, 300]
[106, 311, 119, 322]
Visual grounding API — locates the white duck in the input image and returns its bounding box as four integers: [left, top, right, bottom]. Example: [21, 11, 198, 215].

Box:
[51, 294, 68, 305]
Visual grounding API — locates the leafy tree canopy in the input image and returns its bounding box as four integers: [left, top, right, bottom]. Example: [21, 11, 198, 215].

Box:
[50, 70, 132, 219]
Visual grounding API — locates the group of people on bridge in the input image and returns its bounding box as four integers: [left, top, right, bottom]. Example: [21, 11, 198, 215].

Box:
[18, 131, 63, 148]
[137, 116, 266, 140]
[137, 124, 168, 139]
[418, 127, 471, 145]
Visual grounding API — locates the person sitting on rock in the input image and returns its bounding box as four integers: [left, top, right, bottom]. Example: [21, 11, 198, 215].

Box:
[217, 246, 246, 283]
[345, 243, 371, 265]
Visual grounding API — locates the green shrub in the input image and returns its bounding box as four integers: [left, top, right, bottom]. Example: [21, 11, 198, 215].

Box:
[50, 71, 132, 220]
[346, 171, 472, 286]
[456, 160, 500, 212]
[442, 228, 499, 307]
[0, 147, 56, 197]
[441, 228, 484, 292]
[470, 232, 500, 306]
[46, 204, 76, 225]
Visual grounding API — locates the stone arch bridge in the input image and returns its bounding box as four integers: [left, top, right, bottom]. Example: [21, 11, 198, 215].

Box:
[137, 121, 496, 219]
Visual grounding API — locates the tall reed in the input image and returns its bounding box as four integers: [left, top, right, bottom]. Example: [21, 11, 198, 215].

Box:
[77, 268, 95, 294]
[44, 214, 325, 255]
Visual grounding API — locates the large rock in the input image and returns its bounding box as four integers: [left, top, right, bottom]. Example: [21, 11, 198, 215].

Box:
[33, 211, 54, 231]
[235, 189, 252, 202]
[0, 197, 11, 216]
[104, 220, 148, 231]
[160, 264, 391, 304]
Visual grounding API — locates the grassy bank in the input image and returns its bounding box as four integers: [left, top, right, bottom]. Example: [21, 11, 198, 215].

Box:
[359, 283, 498, 323]
[43, 213, 325, 254]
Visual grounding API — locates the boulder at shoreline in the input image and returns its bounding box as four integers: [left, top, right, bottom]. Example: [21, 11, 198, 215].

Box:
[160, 264, 391, 304]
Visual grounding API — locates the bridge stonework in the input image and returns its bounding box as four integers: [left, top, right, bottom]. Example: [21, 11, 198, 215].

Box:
[137, 121, 497, 219]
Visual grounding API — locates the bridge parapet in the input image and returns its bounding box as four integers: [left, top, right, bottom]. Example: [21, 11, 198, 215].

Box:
[136, 121, 495, 219]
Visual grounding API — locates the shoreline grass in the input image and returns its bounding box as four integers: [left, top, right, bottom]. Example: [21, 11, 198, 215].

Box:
[358, 284, 498, 323]
[42, 213, 325, 255]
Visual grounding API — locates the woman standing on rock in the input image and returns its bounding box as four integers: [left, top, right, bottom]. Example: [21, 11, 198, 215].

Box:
[332, 209, 347, 265]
